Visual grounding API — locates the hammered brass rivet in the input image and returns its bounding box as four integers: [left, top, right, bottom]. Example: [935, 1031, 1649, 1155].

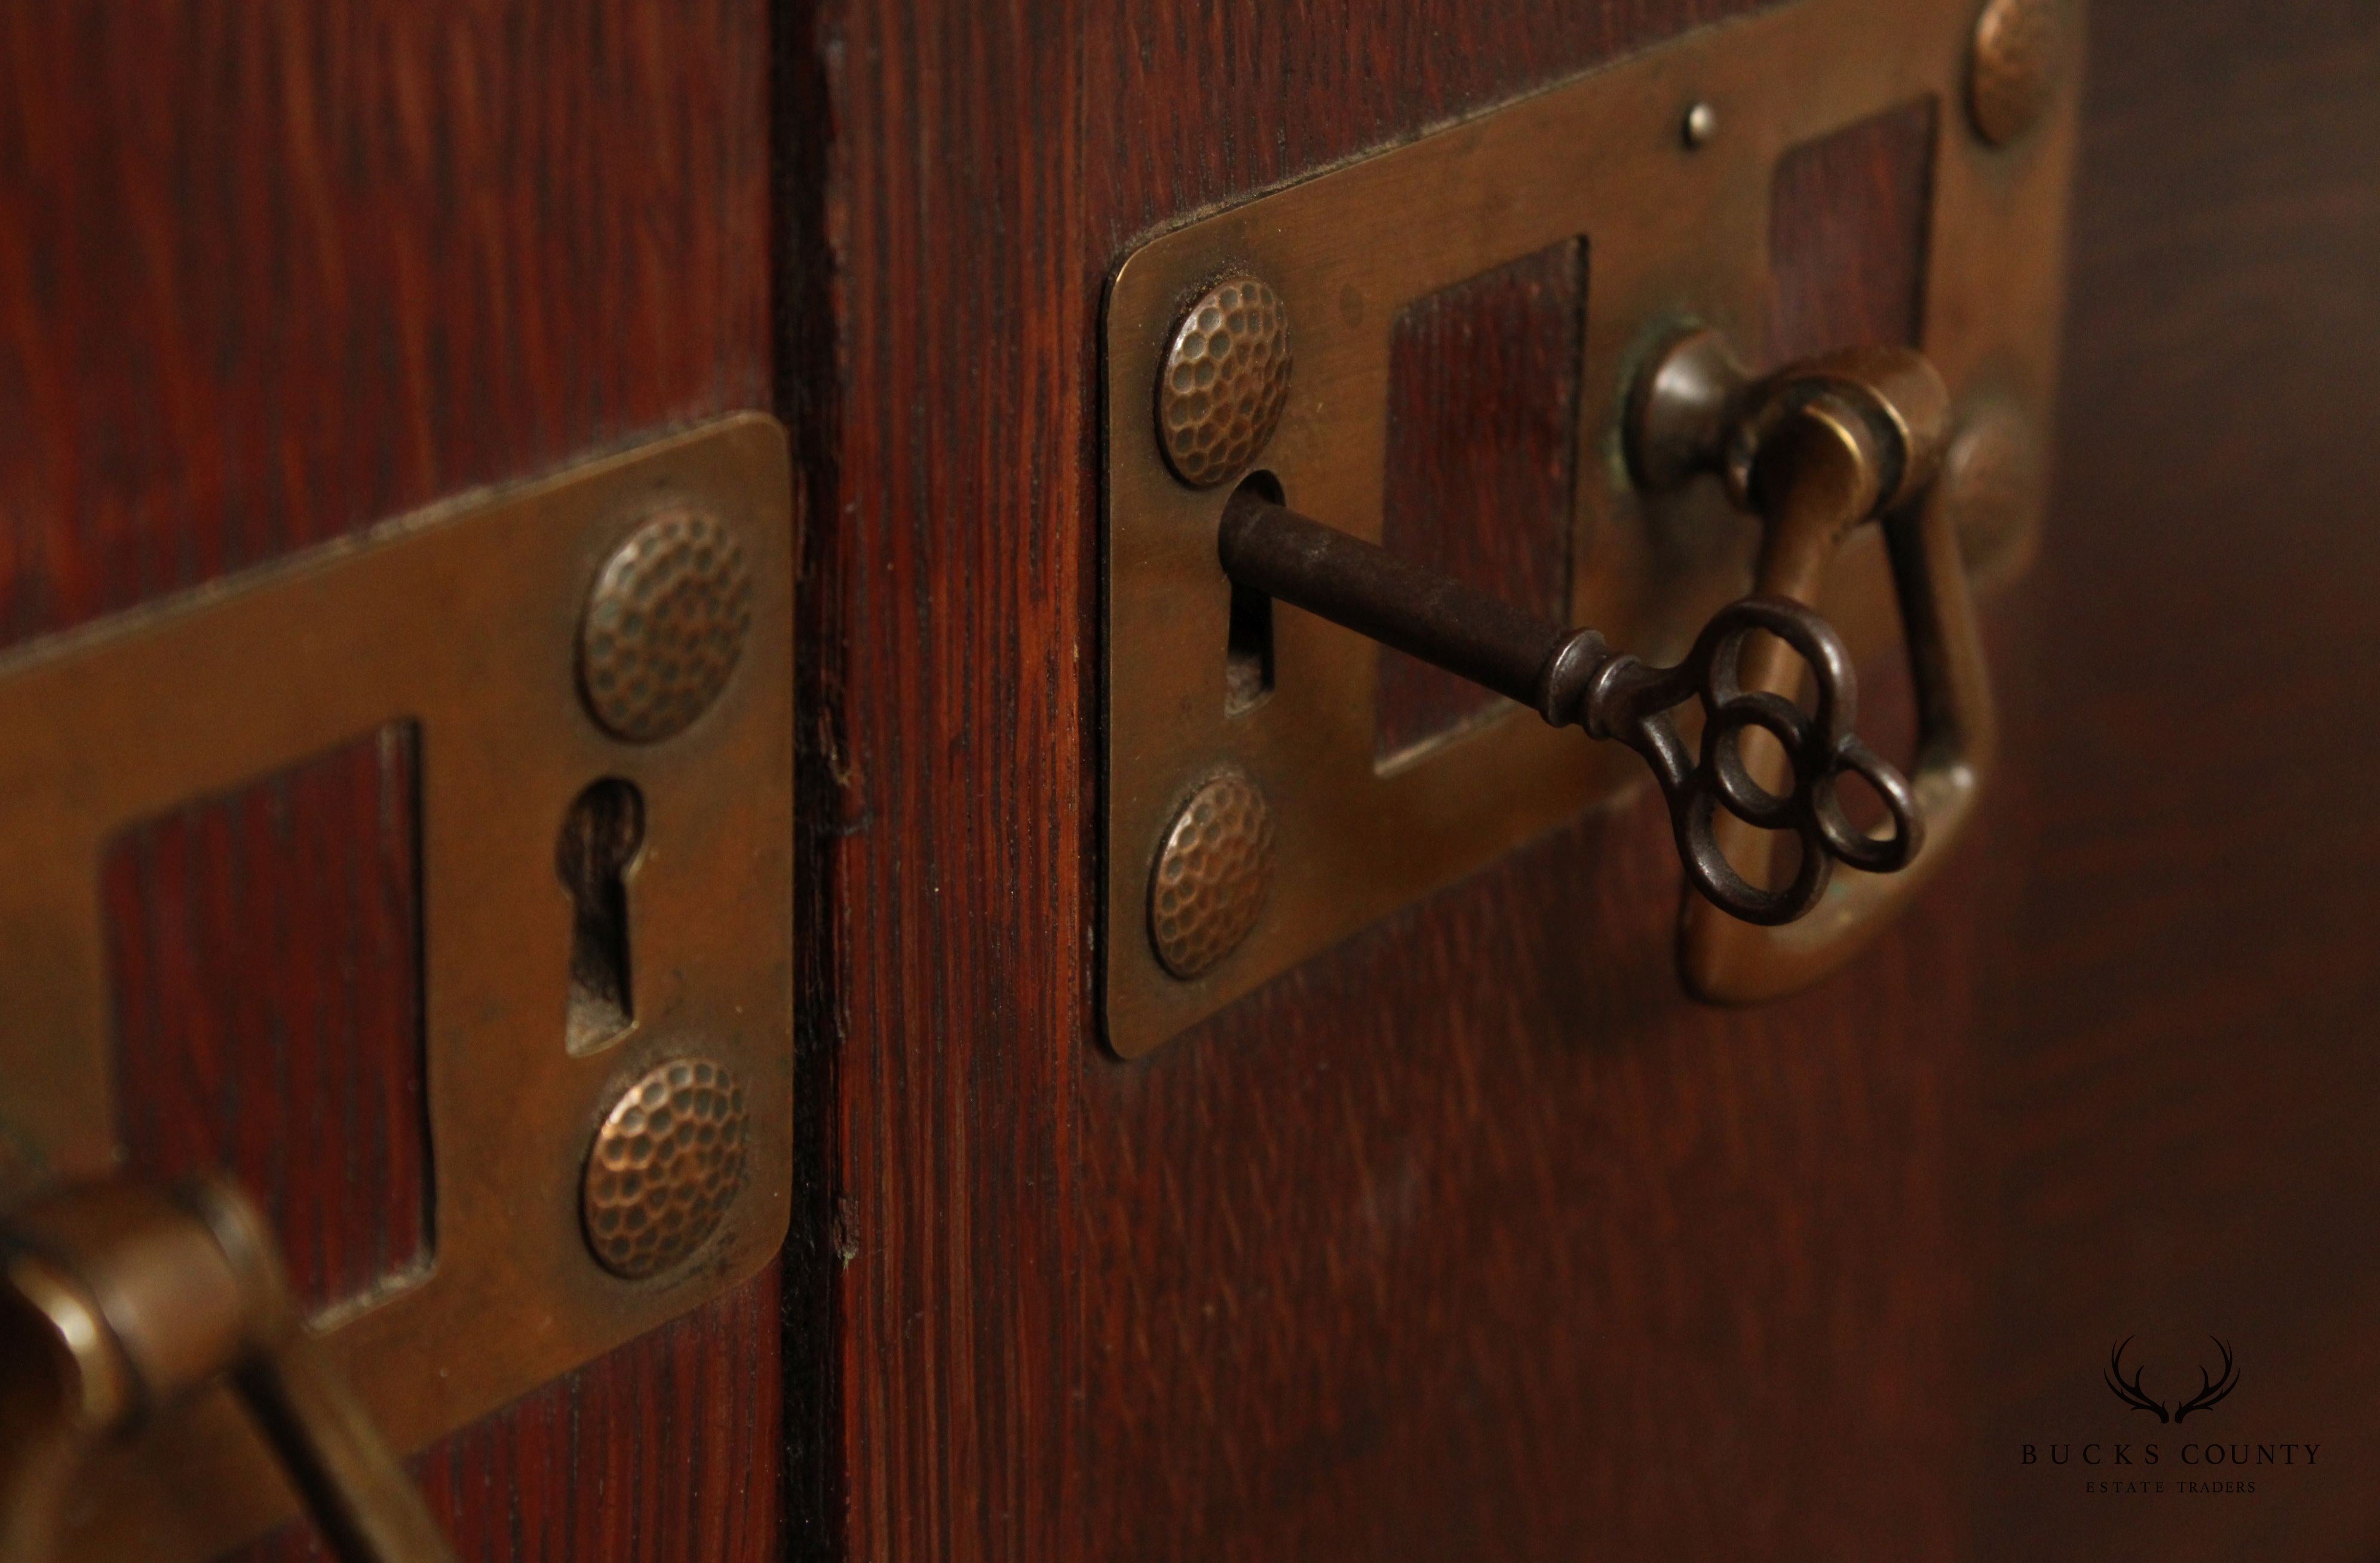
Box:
[1681, 100, 1718, 149]
[1157, 277, 1293, 489]
[1968, 0, 2066, 146]
[582, 1057, 749, 1279]
[1149, 772, 1276, 979]
[579, 506, 755, 743]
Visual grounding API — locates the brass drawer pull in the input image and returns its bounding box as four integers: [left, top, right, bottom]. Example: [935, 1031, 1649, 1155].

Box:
[1631, 333, 1992, 1002]
[0, 1178, 456, 1563]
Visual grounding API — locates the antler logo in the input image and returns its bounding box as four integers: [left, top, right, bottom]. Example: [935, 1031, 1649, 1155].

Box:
[2104, 1335, 2240, 1423]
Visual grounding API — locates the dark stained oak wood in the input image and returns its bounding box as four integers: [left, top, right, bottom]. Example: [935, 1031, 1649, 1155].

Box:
[409, 1270, 781, 1563]
[10, 0, 2374, 1555]
[803, 4, 1811, 1559]
[809, 0, 2380, 1558]
[1768, 99, 1937, 363]
[1084, 805, 1991, 1558]
[1977, 1, 2380, 1555]
[0, 1, 770, 650]
[106, 726, 430, 1321]
[0, 3, 783, 1559]
[1376, 240, 1585, 761]
[243, 1271, 783, 1563]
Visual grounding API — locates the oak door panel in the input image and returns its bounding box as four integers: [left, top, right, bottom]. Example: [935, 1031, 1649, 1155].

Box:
[1980, 2, 2380, 1555]
[0, 2, 783, 1557]
[807, 0, 2380, 1558]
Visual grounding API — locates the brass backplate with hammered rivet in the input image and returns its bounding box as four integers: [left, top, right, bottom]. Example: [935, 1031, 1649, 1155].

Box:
[1157, 275, 1296, 489]
[0, 416, 795, 1562]
[1148, 772, 1279, 980]
[578, 504, 757, 743]
[1101, 0, 2081, 1057]
[582, 1056, 753, 1281]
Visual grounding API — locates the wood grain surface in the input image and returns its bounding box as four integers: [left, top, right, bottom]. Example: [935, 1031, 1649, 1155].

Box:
[106, 726, 430, 1321]
[0, 3, 783, 1558]
[243, 1270, 782, 1563]
[805, 0, 2380, 1558]
[800, 4, 1787, 1559]
[1768, 99, 1937, 362]
[1978, 1, 2380, 1555]
[1376, 241, 1585, 761]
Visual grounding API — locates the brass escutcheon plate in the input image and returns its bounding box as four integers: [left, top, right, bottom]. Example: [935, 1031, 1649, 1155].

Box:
[0, 416, 795, 1561]
[1102, 0, 2080, 1057]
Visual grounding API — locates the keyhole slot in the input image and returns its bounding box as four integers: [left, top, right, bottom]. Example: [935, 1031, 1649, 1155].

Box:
[557, 778, 645, 1057]
[1223, 472, 1283, 717]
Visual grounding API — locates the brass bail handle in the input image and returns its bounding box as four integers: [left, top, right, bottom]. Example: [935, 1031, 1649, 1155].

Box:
[0, 1177, 458, 1563]
[1629, 328, 1995, 1003]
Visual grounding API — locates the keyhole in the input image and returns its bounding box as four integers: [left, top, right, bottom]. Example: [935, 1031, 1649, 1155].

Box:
[1223, 471, 1283, 717]
[557, 778, 645, 1056]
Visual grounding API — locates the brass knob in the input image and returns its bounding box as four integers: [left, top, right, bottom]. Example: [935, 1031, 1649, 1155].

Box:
[0, 1178, 456, 1563]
